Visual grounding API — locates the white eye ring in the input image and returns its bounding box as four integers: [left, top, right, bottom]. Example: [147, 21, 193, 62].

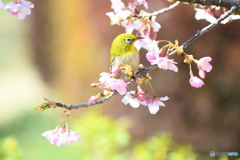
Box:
[125, 38, 133, 43]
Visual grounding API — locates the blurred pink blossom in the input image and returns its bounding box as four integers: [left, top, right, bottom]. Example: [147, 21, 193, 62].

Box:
[135, 16, 161, 37]
[147, 96, 169, 114]
[120, 19, 137, 33]
[198, 69, 206, 79]
[110, 0, 125, 13]
[195, 8, 217, 24]
[4, 0, 34, 20]
[145, 40, 160, 61]
[107, 0, 160, 37]
[196, 56, 212, 72]
[106, 10, 132, 25]
[98, 72, 127, 95]
[108, 78, 127, 95]
[153, 57, 178, 72]
[195, 7, 240, 24]
[42, 126, 81, 146]
[0, 0, 4, 9]
[145, 41, 178, 72]
[88, 95, 98, 103]
[129, 0, 148, 10]
[122, 91, 141, 108]
[194, 56, 212, 79]
[122, 86, 169, 114]
[189, 76, 204, 88]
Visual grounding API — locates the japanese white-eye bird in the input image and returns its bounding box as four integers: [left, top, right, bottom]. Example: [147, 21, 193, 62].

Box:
[110, 33, 143, 80]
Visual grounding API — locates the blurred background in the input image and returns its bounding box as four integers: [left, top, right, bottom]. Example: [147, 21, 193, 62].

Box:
[0, 0, 240, 159]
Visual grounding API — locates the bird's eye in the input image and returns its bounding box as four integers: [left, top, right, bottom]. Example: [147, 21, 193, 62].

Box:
[125, 38, 133, 43]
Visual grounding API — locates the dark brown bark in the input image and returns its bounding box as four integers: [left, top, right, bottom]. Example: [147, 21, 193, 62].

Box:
[176, 0, 240, 9]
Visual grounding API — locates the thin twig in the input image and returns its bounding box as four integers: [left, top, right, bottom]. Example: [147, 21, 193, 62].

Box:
[176, 0, 240, 9]
[141, 1, 180, 18]
[54, 90, 118, 109]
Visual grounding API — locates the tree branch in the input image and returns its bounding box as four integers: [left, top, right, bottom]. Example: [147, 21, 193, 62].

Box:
[38, 6, 238, 111]
[175, 0, 240, 9]
[50, 90, 118, 110]
[169, 5, 238, 56]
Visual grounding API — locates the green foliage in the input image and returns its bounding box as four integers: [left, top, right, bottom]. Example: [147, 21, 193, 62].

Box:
[0, 110, 237, 160]
[72, 110, 131, 160]
[0, 136, 22, 160]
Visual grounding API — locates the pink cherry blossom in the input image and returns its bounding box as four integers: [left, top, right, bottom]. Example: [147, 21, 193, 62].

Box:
[111, 65, 121, 74]
[106, 12, 121, 25]
[189, 76, 204, 88]
[195, 7, 240, 24]
[108, 78, 127, 95]
[196, 56, 212, 72]
[110, 0, 125, 13]
[198, 69, 206, 79]
[145, 42, 178, 72]
[149, 16, 161, 32]
[137, 37, 155, 51]
[122, 86, 151, 108]
[99, 72, 112, 84]
[129, 0, 148, 10]
[195, 8, 217, 24]
[107, 0, 160, 37]
[106, 10, 132, 25]
[145, 40, 160, 62]
[122, 88, 170, 114]
[134, 17, 161, 37]
[147, 96, 169, 114]
[122, 91, 141, 108]
[42, 126, 81, 146]
[4, 0, 34, 20]
[98, 72, 127, 95]
[88, 95, 98, 103]
[120, 20, 137, 33]
[153, 57, 178, 72]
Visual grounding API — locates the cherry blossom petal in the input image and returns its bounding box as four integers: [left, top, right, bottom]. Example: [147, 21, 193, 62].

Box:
[189, 76, 204, 88]
[195, 8, 217, 23]
[154, 57, 178, 72]
[197, 56, 212, 72]
[109, 79, 127, 95]
[148, 103, 159, 114]
[122, 91, 141, 108]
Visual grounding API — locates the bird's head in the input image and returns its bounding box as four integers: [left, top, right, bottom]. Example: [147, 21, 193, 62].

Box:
[110, 33, 144, 57]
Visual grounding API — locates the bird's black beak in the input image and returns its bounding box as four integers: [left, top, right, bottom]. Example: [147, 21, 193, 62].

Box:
[136, 37, 144, 40]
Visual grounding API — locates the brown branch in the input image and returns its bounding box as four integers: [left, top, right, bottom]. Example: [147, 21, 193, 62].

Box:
[169, 6, 238, 55]
[54, 90, 118, 109]
[175, 0, 240, 9]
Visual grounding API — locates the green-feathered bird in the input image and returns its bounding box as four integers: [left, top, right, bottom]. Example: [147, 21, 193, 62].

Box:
[110, 33, 143, 79]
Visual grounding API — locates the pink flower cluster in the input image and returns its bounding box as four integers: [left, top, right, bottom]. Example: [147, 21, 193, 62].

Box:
[195, 6, 240, 24]
[189, 56, 212, 88]
[145, 39, 178, 72]
[122, 86, 169, 114]
[42, 126, 81, 146]
[90, 72, 127, 95]
[106, 0, 160, 38]
[1, 0, 34, 20]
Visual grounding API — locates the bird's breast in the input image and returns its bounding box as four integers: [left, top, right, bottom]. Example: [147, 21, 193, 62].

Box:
[112, 51, 140, 73]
